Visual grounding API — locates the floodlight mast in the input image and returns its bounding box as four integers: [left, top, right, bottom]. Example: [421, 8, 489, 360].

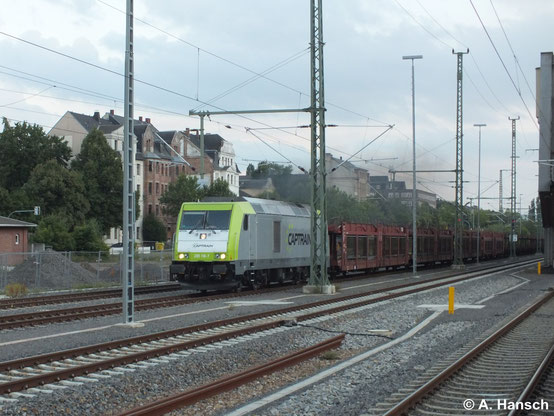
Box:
[473, 123, 487, 264]
[402, 54, 422, 276]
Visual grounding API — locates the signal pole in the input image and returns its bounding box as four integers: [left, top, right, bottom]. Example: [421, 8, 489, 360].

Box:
[509, 116, 520, 257]
[452, 49, 469, 269]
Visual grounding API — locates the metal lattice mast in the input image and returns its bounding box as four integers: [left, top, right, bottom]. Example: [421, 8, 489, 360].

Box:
[308, 0, 329, 288]
[509, 116, 519, 257]
[122, 0, 135, 323]
[453, 49, 468, 268]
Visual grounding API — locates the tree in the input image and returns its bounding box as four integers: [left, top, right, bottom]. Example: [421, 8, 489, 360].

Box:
[72, 219, 107, 252]
[202, 177, 234, 198]
[23, 160, 90, 226]
[247, 161, 293, 179]
[71, 129, 123, 233]
[142, 214, 167, 242]
[0, 118, 71, 191]
[32, 214, 75, 251]
[160, 175, 202, 217]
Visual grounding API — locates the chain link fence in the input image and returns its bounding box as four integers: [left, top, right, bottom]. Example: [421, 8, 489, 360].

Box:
[0, 249, 173, 293]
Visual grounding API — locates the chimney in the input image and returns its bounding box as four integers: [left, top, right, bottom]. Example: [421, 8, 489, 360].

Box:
[110, 109, 115, 115]
[93, 111, 100, 121]
[145, 117, 151, 124]
[139, 116, 143, 122]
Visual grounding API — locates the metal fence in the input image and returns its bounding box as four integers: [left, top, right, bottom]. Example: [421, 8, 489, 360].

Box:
[0, 249, 173, 292]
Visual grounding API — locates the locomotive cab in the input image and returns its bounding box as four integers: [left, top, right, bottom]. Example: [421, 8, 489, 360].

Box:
[170, 205, 239, 290]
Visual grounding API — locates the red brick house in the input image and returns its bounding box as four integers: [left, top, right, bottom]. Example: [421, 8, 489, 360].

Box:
[0, 216, 37, 265]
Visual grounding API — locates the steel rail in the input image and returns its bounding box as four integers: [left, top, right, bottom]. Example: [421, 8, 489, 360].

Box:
[0, 258, 537, 330]
[0, 320, 287, 394]
[0, 284, 298, 330]
[117, 334, 345, 416]
[507, 342, 554, 416]
[0, 283, 182, 310]
[382, 289, 554, 416]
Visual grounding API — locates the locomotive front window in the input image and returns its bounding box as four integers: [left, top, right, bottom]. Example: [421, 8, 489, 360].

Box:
[180, 210, 232, 231]
[206, 210, 231, 230]
[180, 211, 205, 230]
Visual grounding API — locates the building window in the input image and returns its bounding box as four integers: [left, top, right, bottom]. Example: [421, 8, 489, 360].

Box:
[148, 182, 152, 195]
[137, 164, 141, 175]
[136, 227, 141, 238]
[137, 184, 141, 194]
[15, 233, 20, 245]
[148, 161, 153, 172]
[156, 205, 159, 215]
[156, 182, 160, 194]
[156, 162, 160, 173]
[148, 204, 152, 214]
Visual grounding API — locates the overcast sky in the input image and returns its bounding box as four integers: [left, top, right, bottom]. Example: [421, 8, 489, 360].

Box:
[1, 0, 553, 214]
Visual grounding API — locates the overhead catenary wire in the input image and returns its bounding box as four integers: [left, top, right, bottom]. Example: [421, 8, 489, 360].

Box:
[0, 31, 394, 166]
[467, 0, 539, 132]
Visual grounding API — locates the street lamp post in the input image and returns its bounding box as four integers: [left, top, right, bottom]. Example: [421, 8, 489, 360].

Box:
[474, 123, 486, 264]
[403, 54, 423, 276]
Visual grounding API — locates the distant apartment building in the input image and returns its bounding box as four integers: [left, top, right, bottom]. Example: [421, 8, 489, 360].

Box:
[189, 133, 240, 195]
[325, 153, 369, 201]
[369, 175, 437, 208]
[49, 110, 239, 242]
[48, 111, 143, 244]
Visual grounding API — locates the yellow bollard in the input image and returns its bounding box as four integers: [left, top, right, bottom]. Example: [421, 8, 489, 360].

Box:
[448, 287, 455, 314]
[538, 262, 541, 275]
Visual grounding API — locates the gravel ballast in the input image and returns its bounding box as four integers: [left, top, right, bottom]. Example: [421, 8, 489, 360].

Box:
[0, 261, 549, 415]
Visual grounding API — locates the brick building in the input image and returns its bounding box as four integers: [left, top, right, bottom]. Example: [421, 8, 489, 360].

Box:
[0, 216, 37, 265]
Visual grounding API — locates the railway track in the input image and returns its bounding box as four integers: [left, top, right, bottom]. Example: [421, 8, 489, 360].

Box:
[0, 283, 183, 310]
[0, 284, 300, 330]
[0, 258, 538, 330]
[0, 259, 538, 398]
[117, 335, 345, 416]
[375, 289, 554, 415]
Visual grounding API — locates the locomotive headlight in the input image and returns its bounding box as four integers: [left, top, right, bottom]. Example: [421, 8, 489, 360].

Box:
[178, 253, 185, 260]
[200, 233, 207, 240]
[220, 253, 226, 260]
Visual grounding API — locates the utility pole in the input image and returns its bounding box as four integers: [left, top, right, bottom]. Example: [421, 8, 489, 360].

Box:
[452, 49, 469, 269]
[306, 0, 333, 293]
[122, 0, 137, 325]
[509, 116, 519, 258]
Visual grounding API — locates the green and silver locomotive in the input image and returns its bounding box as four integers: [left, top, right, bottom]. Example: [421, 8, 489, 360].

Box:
[170, 197, 311, 291]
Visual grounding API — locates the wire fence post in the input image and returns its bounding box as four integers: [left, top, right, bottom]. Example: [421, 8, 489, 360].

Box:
[96, 251, 101, 282]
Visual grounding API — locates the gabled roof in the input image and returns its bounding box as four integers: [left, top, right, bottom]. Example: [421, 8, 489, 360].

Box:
[188, 133, 225, 152]
[326, 153, 358, 171]
[0, 216, 37, 228]
[69, 111, 120, 133]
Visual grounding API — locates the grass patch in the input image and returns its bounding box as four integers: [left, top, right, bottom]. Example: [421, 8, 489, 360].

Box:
[4, 283, 28, 298]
